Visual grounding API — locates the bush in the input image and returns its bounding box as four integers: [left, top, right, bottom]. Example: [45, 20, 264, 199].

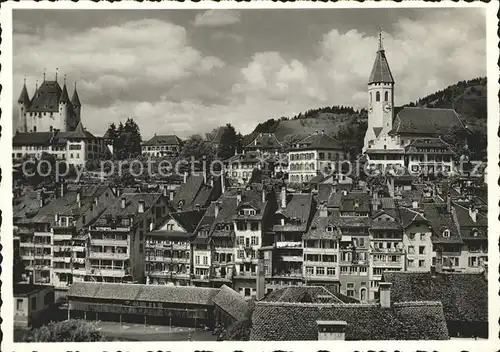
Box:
[22, 320, 104, 342]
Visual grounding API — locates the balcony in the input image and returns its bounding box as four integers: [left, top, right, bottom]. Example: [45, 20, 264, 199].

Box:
[303, 247, 338, 254]
[442, 251, 461, 257]
[146, 257, 190, 264]
[371, 260, 403, 267]
[302, 260, 337, 267]
[88, 252, 129, 260]
[88, 267, 128, 277]
[90, 239, 128, 246]
[20, 254, 35, 260]
[148, 271, 190, 279]
[281, 255, 303, 262]
[19, 242, 35, 247]
[235, 271, 256, 278]
[148, 243, 189, 251]
[272, 272, 303, 279]
[276, 241, 302, 249]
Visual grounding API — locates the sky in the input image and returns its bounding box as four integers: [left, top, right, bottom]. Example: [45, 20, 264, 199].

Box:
[13, 8, 486, 139]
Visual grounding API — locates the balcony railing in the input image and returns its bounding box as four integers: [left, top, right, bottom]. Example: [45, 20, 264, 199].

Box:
[276, 241, 302, 249]
[148, 271, 190, 278]
[88, 252, 129, 260]
[146, 257, 190, 264]
[281, 255, 303, 262]
[90, 239, 128, 246]
[88, 267, 128, 277]
[371, 260, 403, 267]
[235, 271, 256, 278]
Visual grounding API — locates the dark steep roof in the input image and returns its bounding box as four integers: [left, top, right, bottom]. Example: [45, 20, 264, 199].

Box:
[245, 133, 282, 149]
[423, 203, 462, 244]
[142, 134, 182, 146]
[212, 285, 250, 321]
[170, 210, 205, 233]
[368, 47, 394, 84]
[59, 83, 71, 104]
[65, 121, 96, 139]
[383, 272, 487, 324]
[273, 193, 314, 232]
[27, 80, 63, 112]
[392, 108, 466, 136]
[250, 301, 449, 340]
[71, 85, 81, 107]
[18, 82, 30, 105]
[291, 133, 342, 151]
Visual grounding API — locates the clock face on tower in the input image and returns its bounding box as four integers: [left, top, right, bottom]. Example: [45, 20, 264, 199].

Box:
[383, 103, 392, 112]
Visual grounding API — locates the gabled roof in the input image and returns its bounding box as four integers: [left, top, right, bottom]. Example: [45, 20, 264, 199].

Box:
[65, 121, 96, 140]
[423, 203, 462, 244]
[392, 108, 466, 136]
[173, 175, 214, 212]
[245, 133, 282, 149]
[304, 210, 342, 240]
[27, 80, 63, 112]
[263, 286, 357, 304]
[59, 82, 71, 104]
[13, 132, 67, 147]
[291, 133, 342, 151]
[383, 272, 487, 324]
[209, 126, 227, 144]
[398, 207, 429, 229]
[273, 193, 313, 232]
[405, 137, 454, 155]
[368, 46, 394, 84]
[339, 193, 371, 213]
[453, 203, 487, 240]
[142, 134, 182, 146]
[250, 301, 448, 340]
[18, 82, 30, 105]
[170, 210, 205, 233]
[212, 285, 250, 321]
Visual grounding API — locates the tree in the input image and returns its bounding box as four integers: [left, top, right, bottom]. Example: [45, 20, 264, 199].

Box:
[181, 134, 216, 162]
[281, 133, 304, 152]
[107, 118, 143, 160]
[218, 123, 242, 160]
[22, 320, 104, 342]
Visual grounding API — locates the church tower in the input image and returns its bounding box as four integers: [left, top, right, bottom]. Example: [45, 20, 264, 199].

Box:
[363, 29, 395, 152]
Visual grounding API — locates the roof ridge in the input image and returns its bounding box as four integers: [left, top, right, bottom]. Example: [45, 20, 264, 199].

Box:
[255, 301, 375, 307]
[393, 301, 443, 307]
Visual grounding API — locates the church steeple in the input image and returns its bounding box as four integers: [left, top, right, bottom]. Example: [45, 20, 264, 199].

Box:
[368, 28, 394, 85]
[71, 82, 81, 107]
[18, 78, 30, 105]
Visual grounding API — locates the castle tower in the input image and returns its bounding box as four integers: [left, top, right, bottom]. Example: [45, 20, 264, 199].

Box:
[59, 76, 71, 132]
[17, 78, 30, 132]
[363, 29, 395, 152]
[71, 82, 81, 128]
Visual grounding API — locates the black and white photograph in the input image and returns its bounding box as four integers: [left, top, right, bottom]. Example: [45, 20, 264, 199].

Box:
[2, 1, 498, 349]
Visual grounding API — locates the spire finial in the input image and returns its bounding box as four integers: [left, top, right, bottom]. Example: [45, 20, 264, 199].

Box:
[378, 26, 384, 51]
[64, 74, 67, 85]
[23, 75, 26, 85]
[43, 68, 46, 82]
[35, 79, 38, 91]
[55, 68, 59, 82]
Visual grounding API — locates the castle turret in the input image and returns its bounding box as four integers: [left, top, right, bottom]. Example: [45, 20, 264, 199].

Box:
[363, 29, 395, 152]
[59, 77, 71, 132]
[17, 79, 30, 132]
[71, 82, 81, 126]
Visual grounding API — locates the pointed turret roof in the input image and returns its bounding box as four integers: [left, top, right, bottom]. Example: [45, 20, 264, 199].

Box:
[65, 121, 96, 140]
[18, 81, 30, 105]
[71, 83, 81, 107]
[368, 32, 394, 85]
[60, 82, 71, 104]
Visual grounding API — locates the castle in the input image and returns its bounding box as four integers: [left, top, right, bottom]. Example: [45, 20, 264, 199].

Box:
[17, 73, 81, 133]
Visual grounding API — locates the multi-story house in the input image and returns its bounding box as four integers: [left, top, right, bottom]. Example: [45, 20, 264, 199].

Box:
[405, 137, 454, 176]
[365, 136, 405, 171]
[172, 174, 222, 212]
[141, 134, 182, 157]
[88, 192, 168, 283]
[224, 152, 262, 186]
[232, 185, 276, 298]
[453, 203, 488, 272]
[368, 206, 404, 300]
[145, 210, 204, 286]
[288, 131, 345, 184]
[335, 192, 371, 301]
[302, 202, 341, 293]
[399, 206, 433, 272]
[243, 132, 282, 155]
[270, 191, 314, 287]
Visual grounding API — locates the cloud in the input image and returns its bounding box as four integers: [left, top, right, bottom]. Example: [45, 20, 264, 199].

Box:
[194, 10, 241, 27]
[211, 31, 244, 43]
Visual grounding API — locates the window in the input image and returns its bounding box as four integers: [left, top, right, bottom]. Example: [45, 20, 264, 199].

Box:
[31, 296, 37, 311]
[408, 246, 415, 254]
[316, 267, 325, 275]
[359, 238, 365, 247]
[139, 244, 143, 253]
[306, 266, 314, 275]
[251, 222, 259, 231]
[419, 260, 425, 267]
[376, 91, 380, 101]
[419, 246, 425, 255]
[203, 256, 208, 265]
[420, 233, 426, 241]
[251, 236, 259, 245]
[238, 250, 245, 259]
[237, 236, 245, 246]
[384, 91, 388, 101]
[327, 267, 336, 276]
[195, 256, 200, 265]
[16, 299, 23, 311]
[237, 222, 246, 231]
[409, 233, 415, 240]
[244, 288, 251, 297]
[443, 229, 450, 238]
[408, 259, 415, 268]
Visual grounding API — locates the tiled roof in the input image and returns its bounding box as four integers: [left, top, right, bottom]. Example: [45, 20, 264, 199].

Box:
[27, 81, 63, 112]
[142, 134, 182, 146]
[263, 286, 345, 304]
[339, 193, 371, 213]
[383, 272, 487, 324]
[68, 282, 220, 306]
[330, 210, 371, 228]
[368, 47, 394, 84]
[18, 83, 30, 105]
[13, 132, 67, 146]
[170, 210, 205, 233]
[173, 175, 210, 212]
[405, 138, 454, 155]
[13, 190, 47, 221]
[245, 133, 282, 149]
[392, 108, 466, 136]
[304, 210, 342, 240]
[291, 133, 342, 151]
[423, 203, 462, 244]
[71, 85, 81, 107]
[398, 207, 429, 229]
[250, 301, 448, 340]
[212, 285, 249, 321]
[65, 121, 96, 140]
[273, 193, 313, 232]
[453, 204, 487, 240]
[94, 193, 162, 225]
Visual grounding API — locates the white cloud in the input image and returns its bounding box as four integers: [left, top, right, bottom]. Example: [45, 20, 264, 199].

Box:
[211, 31, 244, 43]
[194, 10, 241, 27]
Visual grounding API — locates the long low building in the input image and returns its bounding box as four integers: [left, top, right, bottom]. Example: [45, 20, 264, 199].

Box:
[67, 282, 247, 329]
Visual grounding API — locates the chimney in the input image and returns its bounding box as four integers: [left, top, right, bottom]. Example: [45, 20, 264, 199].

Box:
[39, 192, 44, 208]
[149, 221, 154, 232]
[138, 200, 145, 213]
[316, 321, 347, 341]
[280, 186, 286, 209]
[76, 190, 81, 208]
[319, 202, 328, 218]
[120, 197, 126, 209]
[236, 190, 242, 205]
[412, 200, 419, 209]
[262, 186, 266, 203]
[379, 282, 392, 308]
[221, 173, 225, 194]
[116, 188, 121, 197]
[210, 178, 214, 188]
[169, 189, 175, 202]
[469, 206, 478, 223]
[321, 129, 325, 135]
[183, 171, 188, 184]
[256, 249, 266, 300]
[214, 201, 220, 218]
[162, 187, 167, 197]
[94, 197, 98, 206]
[54, 213, 59, 225]
[203, 171, 207, 185]
[60, 182, 65, 198]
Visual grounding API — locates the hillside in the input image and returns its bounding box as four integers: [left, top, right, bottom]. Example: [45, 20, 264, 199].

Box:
[245, 77, 487, 159]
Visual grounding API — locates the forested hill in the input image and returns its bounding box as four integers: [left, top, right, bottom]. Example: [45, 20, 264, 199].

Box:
[244, 77, 487, 159]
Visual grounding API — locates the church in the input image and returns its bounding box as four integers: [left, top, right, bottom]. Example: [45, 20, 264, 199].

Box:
[363, 32, 465, 174]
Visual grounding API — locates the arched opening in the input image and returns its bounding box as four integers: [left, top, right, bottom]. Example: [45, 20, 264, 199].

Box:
[376, 91, 380, 102]
[384, 91, 388, 102]
[360, 288, 367, 301]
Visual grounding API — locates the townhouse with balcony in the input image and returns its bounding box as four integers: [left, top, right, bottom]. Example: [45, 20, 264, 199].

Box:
[399, 206, 433, 273]
[335, 192, 371, 301]
[368, 204, 404, 300]
[288, 131, 346, 184]
[270, 190, 314, 288]
[145, 210, 204, 286]
[88, 192, 168, 283]
[302, 202, 341, 293]
[232, 185, 277, 298]
[405, 137, 454, 177]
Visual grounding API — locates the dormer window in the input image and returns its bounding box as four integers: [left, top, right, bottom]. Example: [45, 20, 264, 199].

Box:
[472, 228, 479, 237]
[326, 226, 334, 232]
[443, 229, 450, 238]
